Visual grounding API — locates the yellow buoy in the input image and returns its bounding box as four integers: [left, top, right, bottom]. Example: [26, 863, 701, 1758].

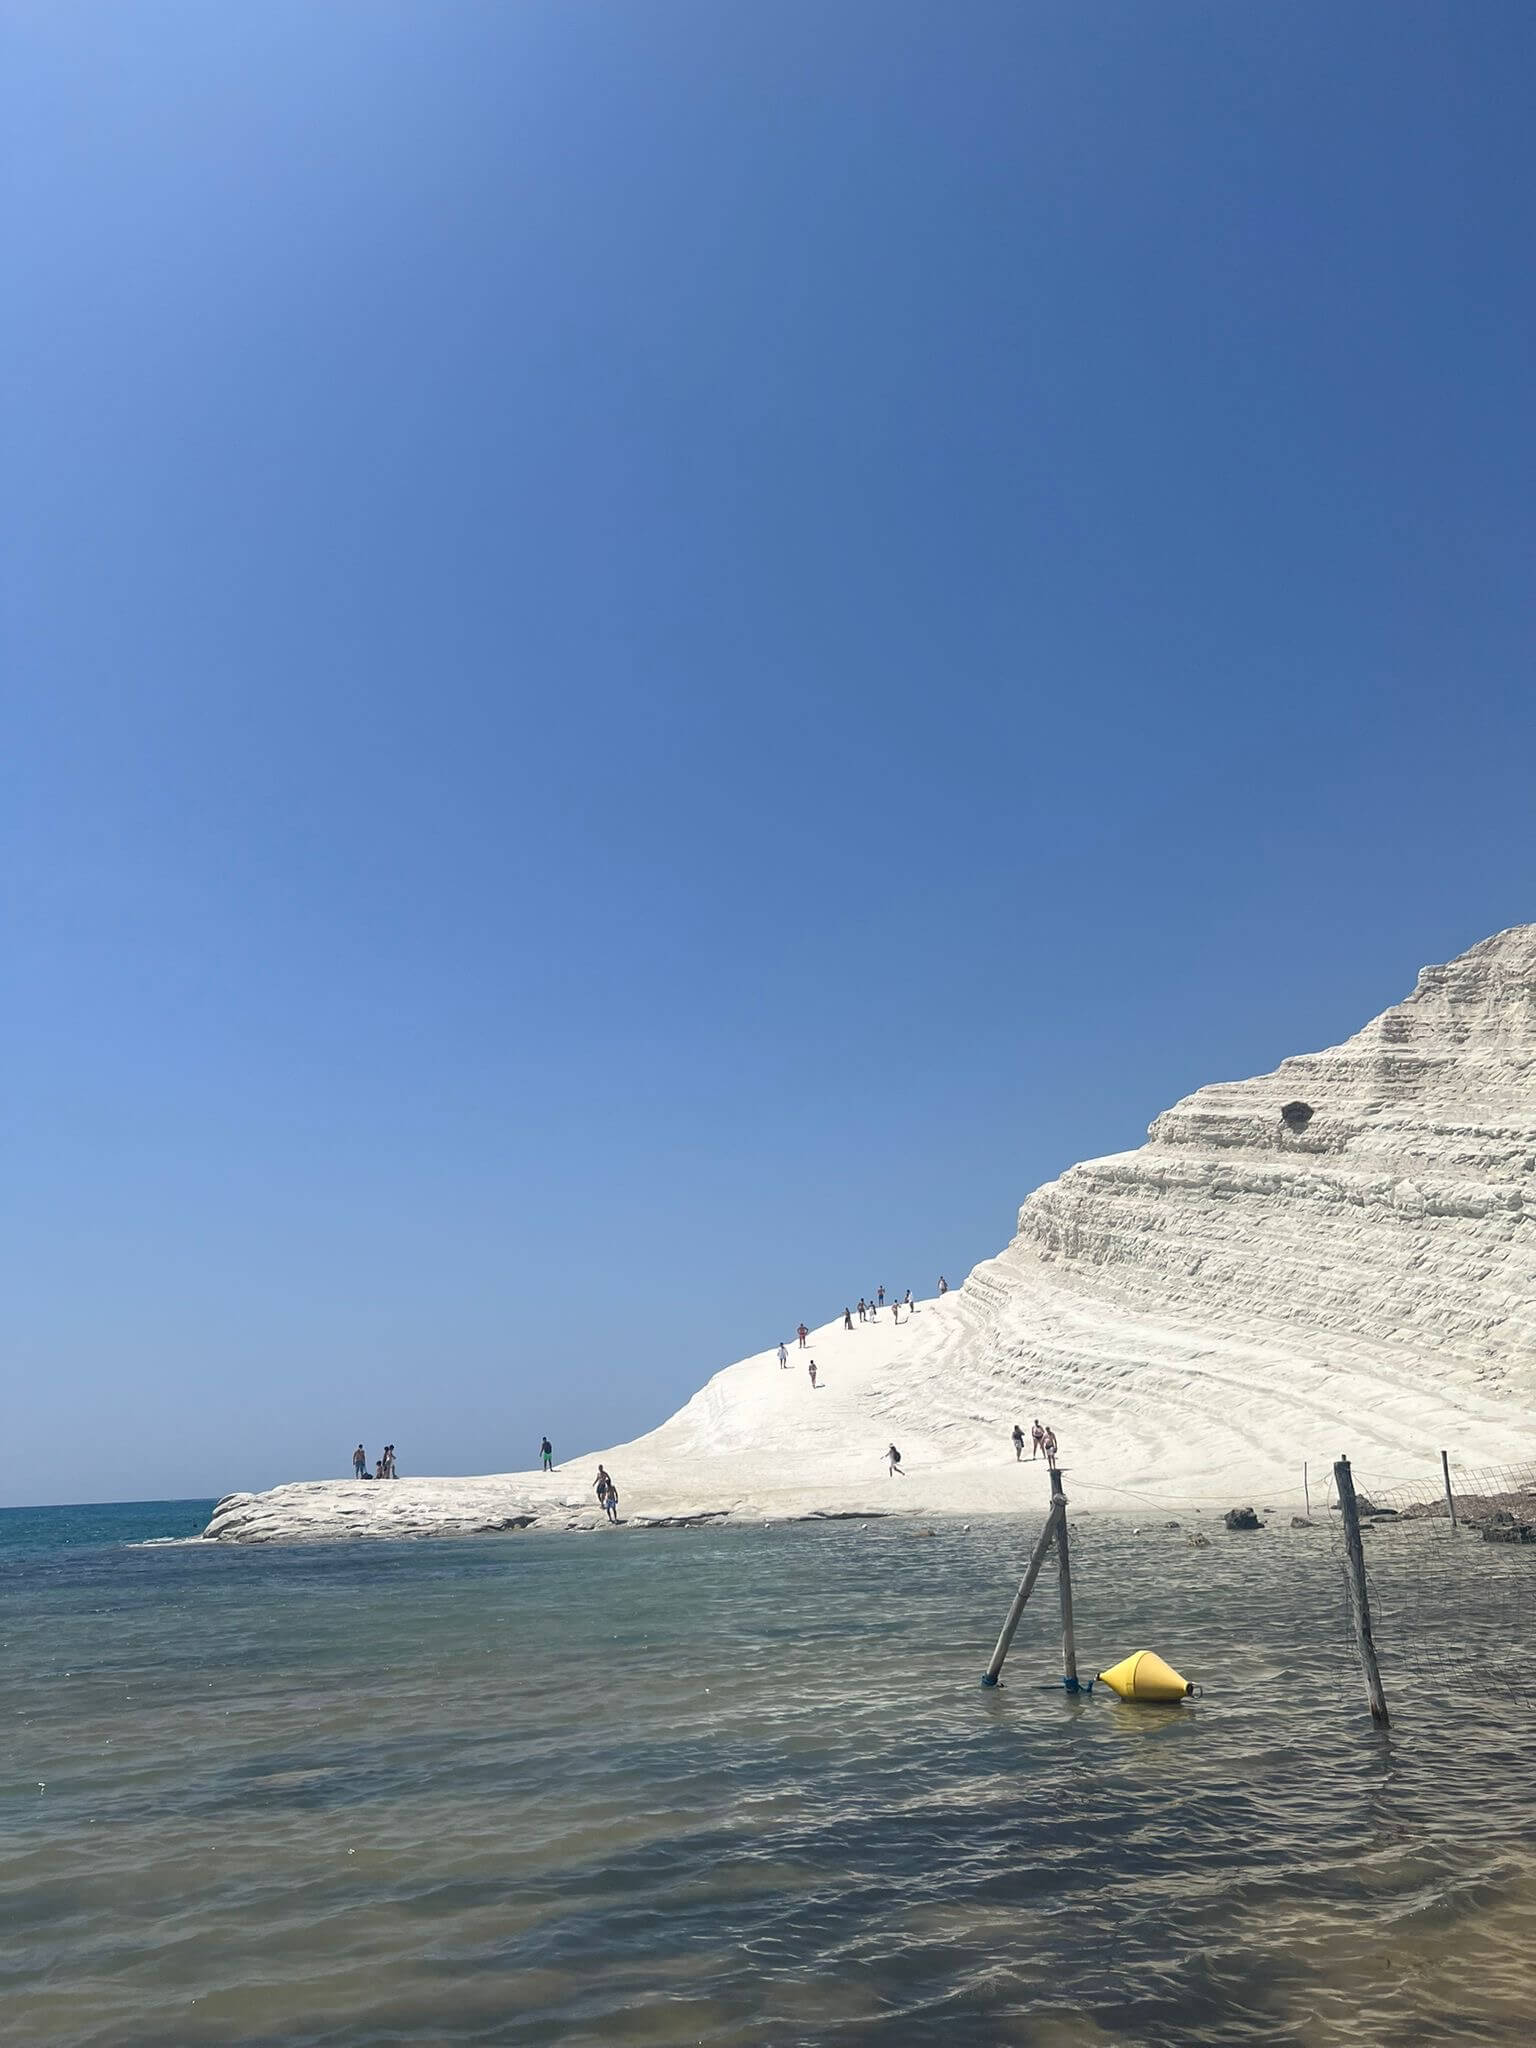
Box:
[1096, 1650, 1197, 1702]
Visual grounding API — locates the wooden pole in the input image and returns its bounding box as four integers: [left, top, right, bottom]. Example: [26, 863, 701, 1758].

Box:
[1333, 1455, 1389, 1727]
[1304, 1461, 1310, 1518]
[1440, 1448, 1457, 1531]
[980, 1502, 1061, 1687]
[1051, 1465, 1080, 1692]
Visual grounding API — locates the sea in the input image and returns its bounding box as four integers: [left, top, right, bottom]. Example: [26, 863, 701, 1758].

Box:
[3, 1500, 1533, 2046]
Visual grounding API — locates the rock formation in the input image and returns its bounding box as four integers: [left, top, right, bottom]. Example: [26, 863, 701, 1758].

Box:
[204, 926, 1536, 1541]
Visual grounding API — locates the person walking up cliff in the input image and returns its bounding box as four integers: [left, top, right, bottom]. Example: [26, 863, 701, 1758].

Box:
[539, 1436, 553, 1472]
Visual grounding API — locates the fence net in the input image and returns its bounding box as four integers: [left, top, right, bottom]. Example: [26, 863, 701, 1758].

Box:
[1327, 1458, 1536, 1710]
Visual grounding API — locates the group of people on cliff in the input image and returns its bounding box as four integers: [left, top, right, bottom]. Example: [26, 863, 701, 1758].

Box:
[773, 1283, 1062, 1480]
[351, 1443, 397, 1479]
[785, 1277, 947, 1360]
[532, 1439, 620, 1521]
[1012, 1419, 1058, 1466]
[846, 1288, 915, 1328]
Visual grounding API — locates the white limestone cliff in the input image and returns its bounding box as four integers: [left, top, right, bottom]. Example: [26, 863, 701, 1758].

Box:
[204, 925, 1536, 1541]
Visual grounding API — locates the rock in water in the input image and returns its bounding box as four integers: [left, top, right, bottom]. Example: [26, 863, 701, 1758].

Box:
[1224, 1507, 1263, 1531]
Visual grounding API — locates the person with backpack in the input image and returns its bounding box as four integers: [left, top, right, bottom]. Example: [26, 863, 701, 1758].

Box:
[886, 1444, 905, 1477]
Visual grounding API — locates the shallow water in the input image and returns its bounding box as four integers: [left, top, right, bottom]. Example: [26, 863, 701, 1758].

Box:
[3, 1505, 1533, 2045]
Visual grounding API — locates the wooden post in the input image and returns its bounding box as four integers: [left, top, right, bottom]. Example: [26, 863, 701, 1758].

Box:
[1051, 1465, 1080, 1692]
[980, 1501, 1061, 1687]
[1440, 1449, 1457, 1531]
[1304, 1461, 1310, 1518]
[1334, 1456, 1389, 1727]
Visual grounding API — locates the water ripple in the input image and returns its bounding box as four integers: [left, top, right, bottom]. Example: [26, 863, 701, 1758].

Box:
[3, 1517, 1533, 2044]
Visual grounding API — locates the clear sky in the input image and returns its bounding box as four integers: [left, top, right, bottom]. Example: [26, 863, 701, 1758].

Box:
[5, 3, 1534, 1507]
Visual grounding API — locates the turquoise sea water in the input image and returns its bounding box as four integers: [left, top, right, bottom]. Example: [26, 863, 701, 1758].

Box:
[3, 1501, 1534, 2045]
[0, 1499, 218, 1558]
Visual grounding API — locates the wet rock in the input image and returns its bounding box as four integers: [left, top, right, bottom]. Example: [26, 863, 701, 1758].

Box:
[1290, 1516, 1315, 1529]
[1224, 1506, 1263, 1531]
[797, 1509, 890, 1522]
[631, 1510, 731, 1529]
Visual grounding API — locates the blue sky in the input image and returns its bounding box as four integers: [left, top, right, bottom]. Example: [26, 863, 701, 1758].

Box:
[5, 3, 1534, 1506]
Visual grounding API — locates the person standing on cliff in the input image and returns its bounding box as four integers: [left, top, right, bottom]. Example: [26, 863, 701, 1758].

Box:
[844, 1306, 853, 1330]
[937, 1275, 948, 1296]
[1012, 1424, 1026, 1462]
[797, 1322, 809, 1348]
[352, 1444, 367, 1480]
[857, 1298, 867, 1322]
[539, 1436, 553, 1471]
[778, 1342, 788, 1368]
[877, 1285, 885, 1306]
[1030, 1420, 1045, 1461]
[594, 1464, 611, 1504]
[808, 1359, 818, 1389]
[1042, 1426, 1059, 1468]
